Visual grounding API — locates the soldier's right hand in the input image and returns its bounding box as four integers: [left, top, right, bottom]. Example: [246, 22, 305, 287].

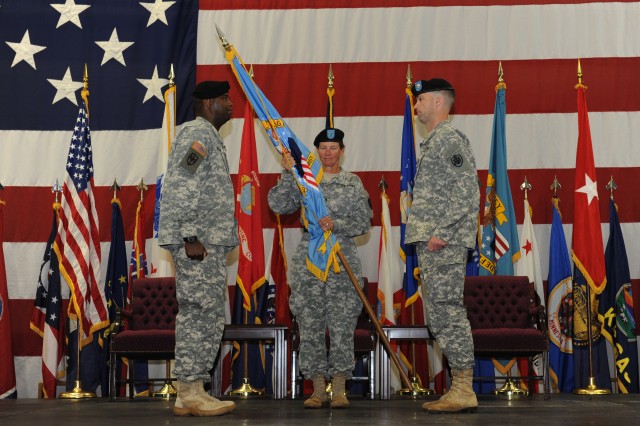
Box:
[281, 150, 295, 172]
[184, 240, 208, 261]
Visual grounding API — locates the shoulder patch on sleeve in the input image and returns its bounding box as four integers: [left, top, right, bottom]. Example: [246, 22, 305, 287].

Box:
[179, 140, 208, 174]
[441, 143, 472, 172]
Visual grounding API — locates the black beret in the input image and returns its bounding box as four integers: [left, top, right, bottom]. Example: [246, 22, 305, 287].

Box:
[192, 80, 230, 99]
[411, 78, 455, 97]
[313, 127, 345, 147]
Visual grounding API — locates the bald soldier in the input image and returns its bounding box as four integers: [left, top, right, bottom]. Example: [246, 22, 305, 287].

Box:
[159, 81, 238, 417]
[405, 78, 480, 414]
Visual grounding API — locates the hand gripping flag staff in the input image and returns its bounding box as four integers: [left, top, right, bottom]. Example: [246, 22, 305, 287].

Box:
[216, 26, 412, 390]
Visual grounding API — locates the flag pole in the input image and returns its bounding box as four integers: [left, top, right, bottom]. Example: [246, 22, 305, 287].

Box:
[215, 26, 411, 391]
[59, 64, 97, 399]
[488, 62, 529, 398]
[228, 64, 264, 397]
[572, 59, 610, 396]
[150, 150, 178, 398]
[228, 308, 264, 396]
[335, 251, 413, 391]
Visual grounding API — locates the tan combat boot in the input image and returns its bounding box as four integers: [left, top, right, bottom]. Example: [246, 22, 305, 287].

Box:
[173, 380, 236, 416]
[303, 375, 329, 408]
[423, 369, 477, 413]
[330, 373, 349, 408]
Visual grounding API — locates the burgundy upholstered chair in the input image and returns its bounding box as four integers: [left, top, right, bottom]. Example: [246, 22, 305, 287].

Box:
[464, 275, 550, 398]
[109, 276, 178, 400]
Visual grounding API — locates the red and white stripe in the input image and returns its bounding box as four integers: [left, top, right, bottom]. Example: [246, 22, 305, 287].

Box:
[5, 1, 640, 397]
[493, 229, 510, 260]
[54, 180, 108, 343]
[300, 157, 319, 191]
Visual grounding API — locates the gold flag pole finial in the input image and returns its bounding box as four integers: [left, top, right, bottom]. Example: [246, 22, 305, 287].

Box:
[52, 179, 62, 205]
[605, 176, 617, 200]
[577, 59, 583, 85]
[378, 176, 388, 192]
[520, 176, 532, 199]
[576, 59, 588, 90]
[550, 175, 562, 197]
[137, 178, 148, 201]
[406, 64, 412, 89]
[110, 179, 121, 200]
[169, 63, 175, 87]
[328, 64, 334, 89]
[249, 64, 254, 79]
[215, 24, 231, 51]
[83, 63, 88, 90]
[496, 61, 506, 91]
[82, 63, 90, 118]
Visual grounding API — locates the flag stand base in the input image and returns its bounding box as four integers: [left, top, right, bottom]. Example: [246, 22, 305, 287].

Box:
[153, 383, 178, 398]
[228, 377, 264, 397]
[397, 376, 434, 397]
[573, 377, 611, 395]
[59, 380, 97, 399]
[492, 378, 529, 398]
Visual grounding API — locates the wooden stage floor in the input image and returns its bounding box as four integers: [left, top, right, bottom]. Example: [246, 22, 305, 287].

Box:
[2, 393, 640, 425]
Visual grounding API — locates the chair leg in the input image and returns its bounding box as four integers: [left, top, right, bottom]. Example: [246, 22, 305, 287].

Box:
[291, 349, 299, 399]
[544, 351, 550, 399]
[109, 352, 116, 401]
[369, 348, 375, 400]
[528, 356, 535, 394]
[128, 361, 134, 399]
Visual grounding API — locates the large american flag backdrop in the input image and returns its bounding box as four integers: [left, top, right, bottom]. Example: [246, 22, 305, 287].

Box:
[1, 0, 639, 397]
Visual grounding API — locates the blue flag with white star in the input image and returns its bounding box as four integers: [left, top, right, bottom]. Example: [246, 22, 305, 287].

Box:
[400, 89, 421, 306]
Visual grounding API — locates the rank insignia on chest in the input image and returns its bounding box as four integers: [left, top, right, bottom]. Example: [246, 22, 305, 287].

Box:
[179, 141, 208, 174]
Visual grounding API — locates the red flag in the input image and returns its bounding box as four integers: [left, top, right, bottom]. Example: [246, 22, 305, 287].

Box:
[271, 214, 291, 329]
[0, 198, 17, 398]
[30, 205, 65, 398]
[572, 82, 606, 294]
[127, 197, 150, 396]
[235, 102, 266, 311]
[53, 102, 108, 346]
[129, 199, 148, 284]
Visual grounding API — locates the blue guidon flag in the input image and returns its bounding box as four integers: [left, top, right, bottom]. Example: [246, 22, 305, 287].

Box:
[220, 28, 340, 282]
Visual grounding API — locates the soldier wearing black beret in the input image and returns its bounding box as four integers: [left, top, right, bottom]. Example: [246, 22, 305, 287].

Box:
[410, 78, 456, 97]
[192, 80, 231, 99]
[313, 127, 345, 148]
[405, 78, 480, 414]
[268, 124, 372, 409]
[159, 79, 237, 416]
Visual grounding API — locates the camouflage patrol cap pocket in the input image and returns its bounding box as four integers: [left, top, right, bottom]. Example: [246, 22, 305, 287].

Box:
[442, 144, 472, 173]
[179, 141, 208, 174]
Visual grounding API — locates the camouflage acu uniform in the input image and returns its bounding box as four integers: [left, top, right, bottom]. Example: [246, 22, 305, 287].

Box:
[159, 116, 238, 382]
[405, 121, 480, 370]
[268, 169, 372, 379]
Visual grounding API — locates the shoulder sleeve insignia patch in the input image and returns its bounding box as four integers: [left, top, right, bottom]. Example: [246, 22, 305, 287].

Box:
[447, 151, 472, 172]
[179, 140, 207, 174]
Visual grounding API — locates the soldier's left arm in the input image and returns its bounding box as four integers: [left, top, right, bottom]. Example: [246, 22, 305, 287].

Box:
[433, 140, 479, 244]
